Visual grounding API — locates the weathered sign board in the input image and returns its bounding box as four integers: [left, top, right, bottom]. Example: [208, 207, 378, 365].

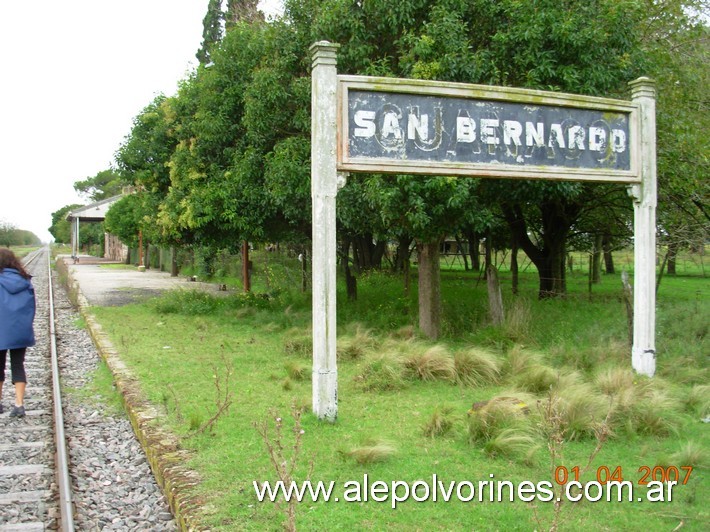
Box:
[338, 76, 639, 182]
[311, 42, 656, 422]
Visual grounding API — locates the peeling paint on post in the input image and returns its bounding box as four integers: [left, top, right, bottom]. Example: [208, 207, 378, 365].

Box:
[629, 77, 657, 377]
[310, 41, 340, 421]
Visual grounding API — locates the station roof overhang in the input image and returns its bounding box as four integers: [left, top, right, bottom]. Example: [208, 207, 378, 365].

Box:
[66, 194, 123, 222]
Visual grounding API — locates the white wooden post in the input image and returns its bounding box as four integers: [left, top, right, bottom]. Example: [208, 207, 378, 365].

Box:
[310, 41, 340, 421]
[629, 77, 657, 377]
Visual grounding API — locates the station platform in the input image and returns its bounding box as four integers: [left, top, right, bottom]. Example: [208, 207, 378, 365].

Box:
[58, 255, 218, 307]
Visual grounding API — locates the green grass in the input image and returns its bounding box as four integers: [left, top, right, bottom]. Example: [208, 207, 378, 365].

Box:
[87, 260, 709, 531]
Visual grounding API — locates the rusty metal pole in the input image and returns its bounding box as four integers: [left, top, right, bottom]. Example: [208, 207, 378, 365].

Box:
[242, 240, 251, 292]
[138, 229, 144, 268]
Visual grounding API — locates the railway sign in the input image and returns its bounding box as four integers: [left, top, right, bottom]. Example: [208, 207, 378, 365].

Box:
[310, 41, 657, 422]
[339, 76, 639, 183]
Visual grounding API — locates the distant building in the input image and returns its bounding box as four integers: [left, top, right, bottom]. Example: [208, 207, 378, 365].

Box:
[66, 195, 127, 261]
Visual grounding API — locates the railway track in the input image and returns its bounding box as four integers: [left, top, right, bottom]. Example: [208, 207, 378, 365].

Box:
[1, 249, 176, 531]
[0, 247, 70, 530]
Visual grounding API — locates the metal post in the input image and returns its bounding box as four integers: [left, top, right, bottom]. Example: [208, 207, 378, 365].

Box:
[629, 77, 657, 377]
[310, 41, 340, 421]
[74, 217, 80, 258]
[242, 240, 251, 292]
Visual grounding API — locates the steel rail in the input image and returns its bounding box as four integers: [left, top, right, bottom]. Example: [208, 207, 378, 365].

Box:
[21, 248, 76, 530]
[46, 248, 76, 531]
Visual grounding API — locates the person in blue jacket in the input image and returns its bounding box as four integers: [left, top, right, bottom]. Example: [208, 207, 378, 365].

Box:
[0, 248, 36, 418]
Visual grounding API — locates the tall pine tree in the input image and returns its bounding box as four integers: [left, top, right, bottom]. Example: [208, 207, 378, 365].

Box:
[196, 0, 224, 65]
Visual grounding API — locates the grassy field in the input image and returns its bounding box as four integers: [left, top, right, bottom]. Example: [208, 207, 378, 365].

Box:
[84, 252, 708, 531]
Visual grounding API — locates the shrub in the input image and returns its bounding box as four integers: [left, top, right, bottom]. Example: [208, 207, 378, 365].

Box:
[151, 289, 223, 315]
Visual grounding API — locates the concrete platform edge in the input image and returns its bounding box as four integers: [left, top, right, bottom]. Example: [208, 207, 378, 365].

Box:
[60, 259, 208, 531]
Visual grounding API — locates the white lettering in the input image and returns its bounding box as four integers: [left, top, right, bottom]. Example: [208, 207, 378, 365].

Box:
[536, 481, 554, 502]
[408, 112, 429, 141]
[568, 125, 585, 150]
[343, 480, 361, 502]
[437, 479, 456, 501]
[589, 126, 607, 151]
[381, 112, 402, 139]
[456, 116, 476, 142]
[411, 480, 430, 502]
[481, 119, 500, 145]
[391, 481, 410, 508]
[584, 482, 603, 502]
[503, 120, 523, 146]
[526, 122, 545, 147]
[612, 129, 626, 153]
[353, 110, 376, 138]
[646, 481, 665, 502]
[548, 123, 566, 148]
[370, 480, 389, 502]
[516, 481, 536, 502]
[456, 481, 475, 502]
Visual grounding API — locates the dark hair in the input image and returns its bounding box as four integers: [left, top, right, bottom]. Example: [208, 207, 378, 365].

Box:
[0, 248, 31, 279]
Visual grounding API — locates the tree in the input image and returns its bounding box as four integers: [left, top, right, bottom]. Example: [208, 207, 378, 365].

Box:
[104, 194, 144, 249]
[196, 0, 225, 65]
[49, 205, 82, 244]
[73, 169, 126, 202]
[226, 0, 263, 27]
[646, 6, 709, 273]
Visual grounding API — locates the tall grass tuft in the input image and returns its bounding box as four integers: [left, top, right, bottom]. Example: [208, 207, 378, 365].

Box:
[483, 427, 539, 460]
[595, 367, 636, 396]
[683, 384, 710, 417]
[404, 345, 457, 382]
[502, 297, 533, 342]
[389, 325, 416, 340]
[607, 379, 682, 437]
[337, 323, 379, 361]
[513, 364, 558, 394]
[502, 345, 545, 376]
[282, 327, 312, 358]
[356, 352, 407, 392]
[467, 396, 535, 449]
[671, 441, 708, 469]
[342, 439, 397, 464]
[284, 361, 308, 381]
[422, 406, 456, 438]
[555, 383, 610, 440]
[454, 348, 502, 387]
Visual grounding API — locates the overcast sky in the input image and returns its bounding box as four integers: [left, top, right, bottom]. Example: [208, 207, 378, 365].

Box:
[0, 0, 283, 243]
